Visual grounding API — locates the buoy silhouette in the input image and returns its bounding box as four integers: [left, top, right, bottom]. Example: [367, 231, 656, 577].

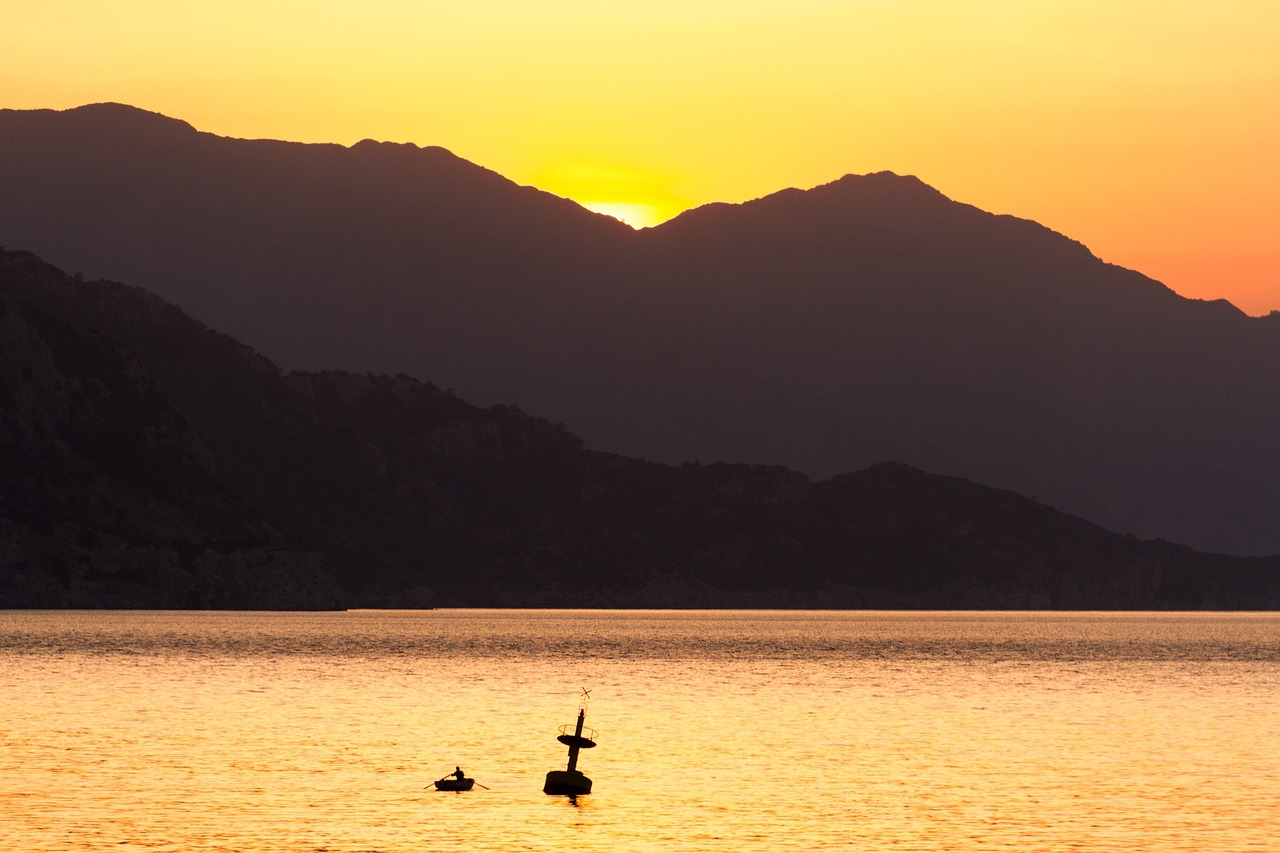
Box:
[543, 688, 597, 795]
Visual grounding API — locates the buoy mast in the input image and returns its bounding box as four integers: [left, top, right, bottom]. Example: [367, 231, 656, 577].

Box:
[544, 689, 597, 795]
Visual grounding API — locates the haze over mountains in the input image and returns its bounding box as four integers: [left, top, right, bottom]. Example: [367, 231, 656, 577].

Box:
[2, 103, 1278, 556]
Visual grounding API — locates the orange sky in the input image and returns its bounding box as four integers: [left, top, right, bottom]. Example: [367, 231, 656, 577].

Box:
[5, 1, 1278, 314]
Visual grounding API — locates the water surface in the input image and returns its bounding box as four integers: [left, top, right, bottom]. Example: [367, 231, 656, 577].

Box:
[2, 610, 1277, 851]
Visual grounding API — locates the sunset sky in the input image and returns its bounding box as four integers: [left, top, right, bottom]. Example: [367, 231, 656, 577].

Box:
[6, 1, 1278, 314]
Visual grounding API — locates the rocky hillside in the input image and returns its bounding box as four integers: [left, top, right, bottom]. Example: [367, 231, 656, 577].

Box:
[2, 248, 1277, 609]
[0, 258, 339, 608]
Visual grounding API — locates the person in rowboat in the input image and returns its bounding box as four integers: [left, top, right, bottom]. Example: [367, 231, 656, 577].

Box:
[452, 766, 466, 781]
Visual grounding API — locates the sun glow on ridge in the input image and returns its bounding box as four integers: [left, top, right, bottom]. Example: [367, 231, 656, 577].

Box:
[580, 201, 661, 229]
[533, 160, 687, 231]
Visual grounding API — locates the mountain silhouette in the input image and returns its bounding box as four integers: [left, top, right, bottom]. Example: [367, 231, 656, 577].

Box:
[4, 247, 1276, 608]
[2, 103, 1278, 555]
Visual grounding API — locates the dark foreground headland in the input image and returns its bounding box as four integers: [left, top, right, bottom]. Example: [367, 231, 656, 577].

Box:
[2, 248, 1277, 610]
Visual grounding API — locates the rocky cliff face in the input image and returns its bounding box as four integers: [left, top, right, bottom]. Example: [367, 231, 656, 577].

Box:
[0, 254, 342, 608]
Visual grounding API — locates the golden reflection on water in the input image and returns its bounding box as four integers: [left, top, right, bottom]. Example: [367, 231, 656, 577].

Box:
[1, 610, 1277, 852]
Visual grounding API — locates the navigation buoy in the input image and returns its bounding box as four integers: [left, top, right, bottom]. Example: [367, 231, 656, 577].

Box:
[543, 689, 597, 796]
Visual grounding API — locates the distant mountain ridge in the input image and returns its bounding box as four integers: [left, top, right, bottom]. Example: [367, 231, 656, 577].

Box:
[3, 247, 1277, 609]
[2, 103, 1278, 555]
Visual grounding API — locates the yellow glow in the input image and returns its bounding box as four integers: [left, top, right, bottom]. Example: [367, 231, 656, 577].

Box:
[532, 161, 687, 230]
[579, 202, 655, 230]
[4, 1, 1279, 313]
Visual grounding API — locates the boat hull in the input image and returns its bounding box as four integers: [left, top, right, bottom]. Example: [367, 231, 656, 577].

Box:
[434, 778, 475, 792]
[543, 769, 592, 795]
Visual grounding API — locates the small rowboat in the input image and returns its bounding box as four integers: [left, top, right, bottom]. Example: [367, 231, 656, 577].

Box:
[434, 777, 475, 792]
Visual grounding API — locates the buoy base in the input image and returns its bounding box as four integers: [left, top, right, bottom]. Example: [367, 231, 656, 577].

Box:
[543, 769, 592, 795]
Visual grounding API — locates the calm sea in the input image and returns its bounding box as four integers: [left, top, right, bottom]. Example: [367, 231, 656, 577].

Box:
[1, 610, 1277, 852]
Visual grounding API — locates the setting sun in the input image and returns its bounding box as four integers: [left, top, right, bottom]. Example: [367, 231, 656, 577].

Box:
[533, 160, 688, 230]
[583, 201, 668, 229]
